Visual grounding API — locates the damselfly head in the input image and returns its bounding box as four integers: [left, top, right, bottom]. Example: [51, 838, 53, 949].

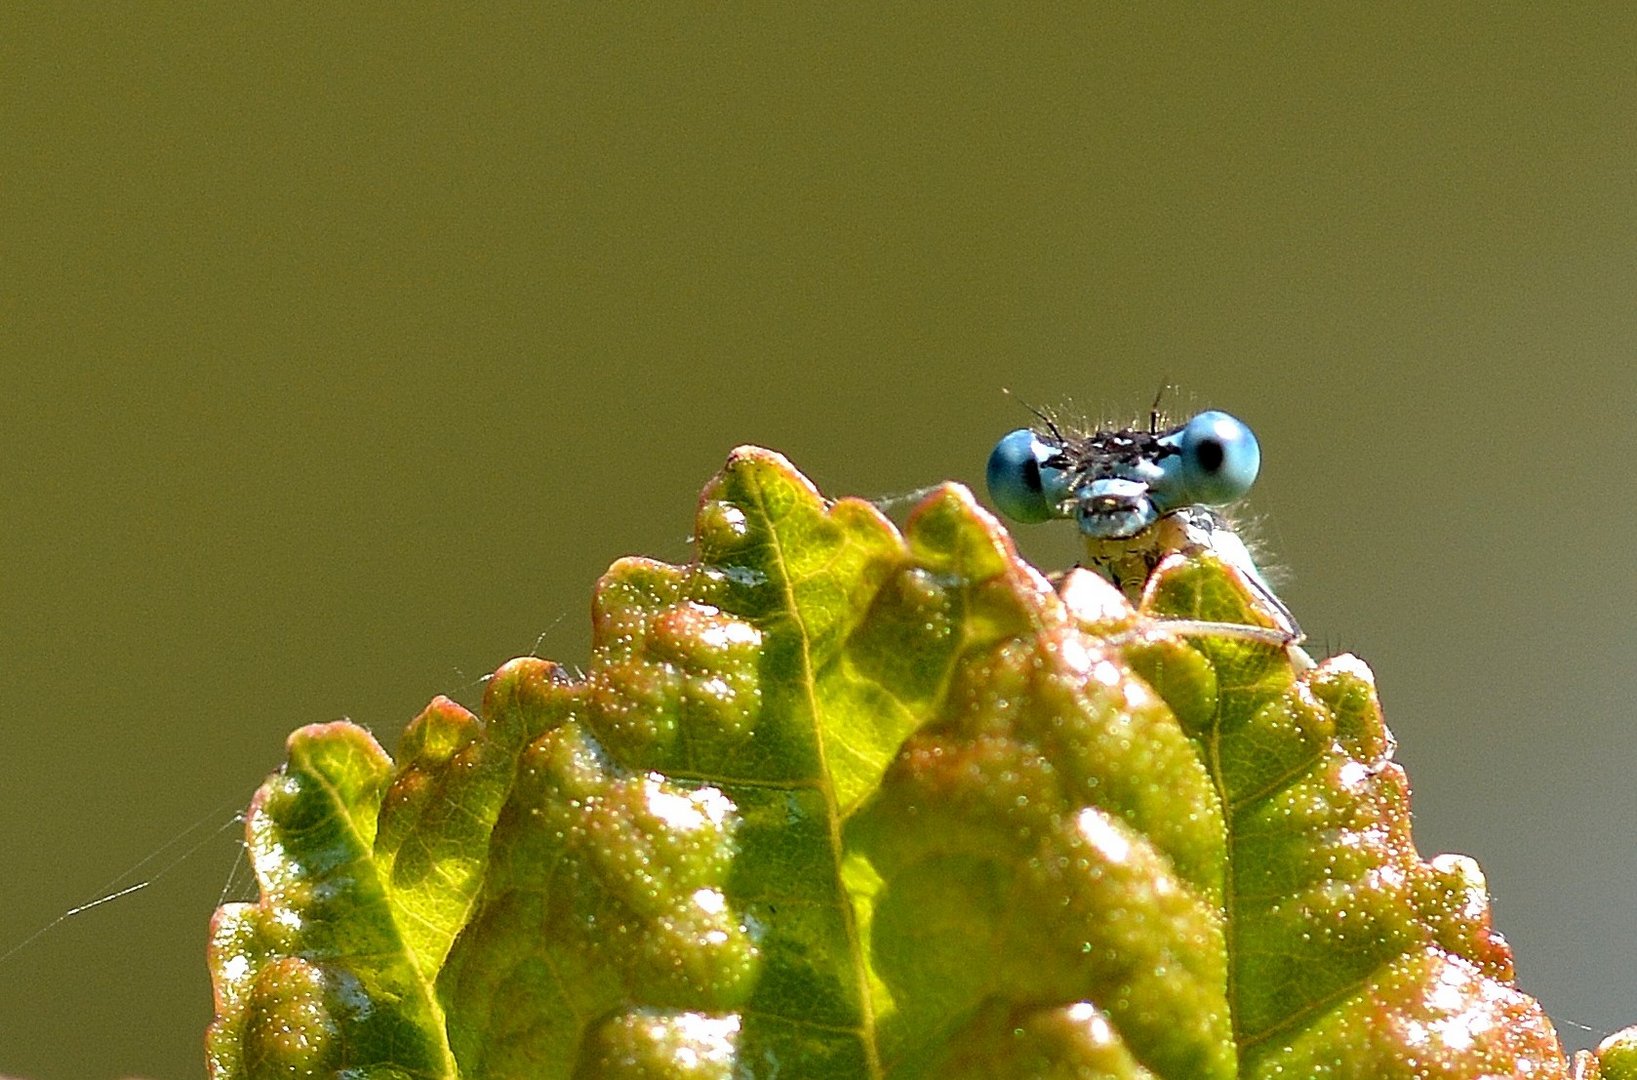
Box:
[987, 402, 1303, 653]
[986, 410, 1261, 539]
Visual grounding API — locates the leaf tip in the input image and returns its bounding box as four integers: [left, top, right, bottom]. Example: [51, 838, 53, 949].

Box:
[1056, 567, 1137, 632]
[1594, 1027, 1637, 1079]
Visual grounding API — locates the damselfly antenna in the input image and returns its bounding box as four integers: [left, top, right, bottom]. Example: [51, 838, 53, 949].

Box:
[1147, 379, 1175, 436]
[1001, 387, 1066, 446]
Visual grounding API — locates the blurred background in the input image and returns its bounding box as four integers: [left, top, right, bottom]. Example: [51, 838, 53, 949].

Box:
[3, 8, 1634, 1076]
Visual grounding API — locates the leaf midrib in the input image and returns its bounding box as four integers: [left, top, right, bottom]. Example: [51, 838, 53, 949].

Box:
[750, 475, 884, 1078]
[300, 743, 459, 1078]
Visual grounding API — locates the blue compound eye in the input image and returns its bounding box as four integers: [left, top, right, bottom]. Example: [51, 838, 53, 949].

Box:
[986, 428, 1068, 524]
[1156, 411, 1260, 507]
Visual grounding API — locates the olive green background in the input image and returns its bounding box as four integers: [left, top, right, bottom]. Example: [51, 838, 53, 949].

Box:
[4, 8, 1634, 1077]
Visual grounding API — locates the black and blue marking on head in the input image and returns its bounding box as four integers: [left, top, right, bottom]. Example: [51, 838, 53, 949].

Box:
[986, 409, 1261, 539]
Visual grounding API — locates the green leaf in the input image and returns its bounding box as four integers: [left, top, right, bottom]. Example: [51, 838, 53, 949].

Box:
[208, 446, 1612, 1078]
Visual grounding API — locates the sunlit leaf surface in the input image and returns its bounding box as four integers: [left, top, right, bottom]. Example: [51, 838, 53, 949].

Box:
[208, 446, 1617, 1078]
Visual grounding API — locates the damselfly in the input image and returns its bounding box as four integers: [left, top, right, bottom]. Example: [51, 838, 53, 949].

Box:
[986, 404, 1306, 658]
